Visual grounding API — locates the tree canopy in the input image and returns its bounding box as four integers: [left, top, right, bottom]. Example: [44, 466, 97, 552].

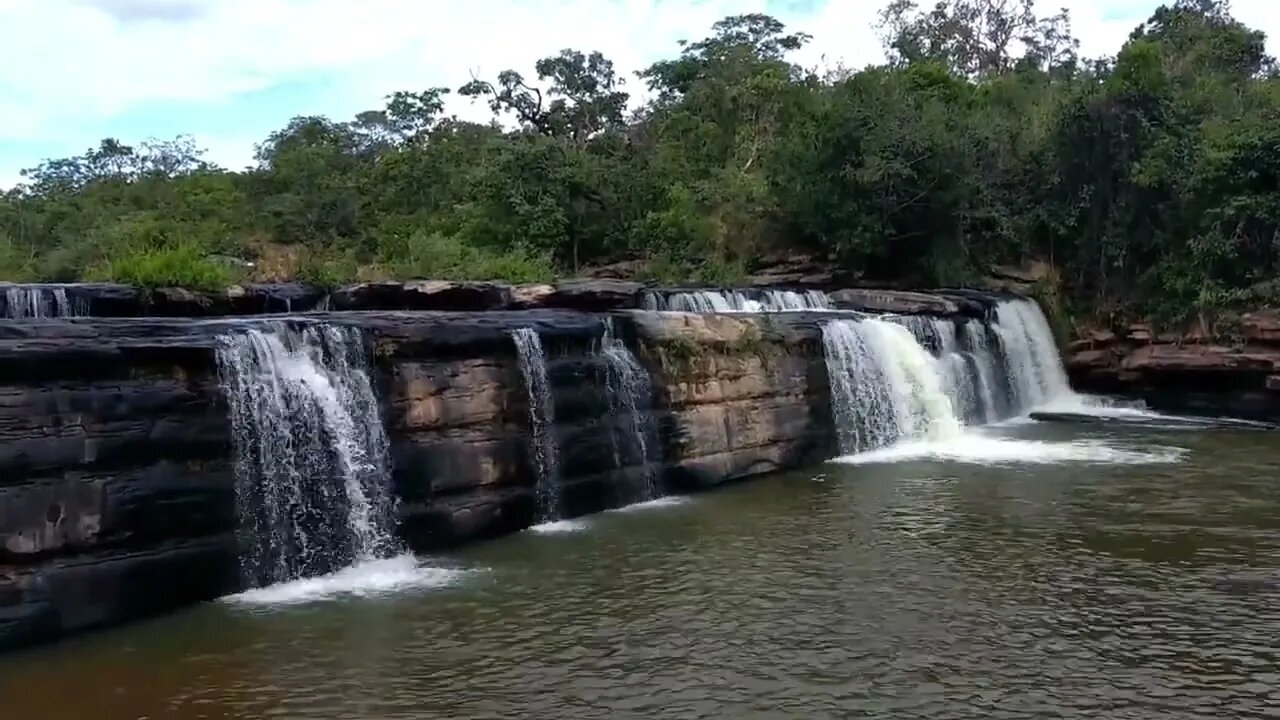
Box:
[1, 0, 1276, 326]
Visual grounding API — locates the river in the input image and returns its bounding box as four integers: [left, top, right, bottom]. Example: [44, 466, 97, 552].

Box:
[3, 417, 1279, 719]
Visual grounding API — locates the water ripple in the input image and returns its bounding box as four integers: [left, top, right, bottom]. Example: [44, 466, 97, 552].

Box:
[3, 427, 1280, 719]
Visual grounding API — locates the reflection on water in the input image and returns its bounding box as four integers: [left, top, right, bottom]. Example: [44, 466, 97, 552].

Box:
[4, 423, 1280, 719]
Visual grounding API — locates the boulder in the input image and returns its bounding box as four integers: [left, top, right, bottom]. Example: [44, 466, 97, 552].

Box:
[989, 261, 1053, 284]
[144, 287, 230, 317]
[1243, 311, 1280, 344]
[543, 279, 646, 311]
[509, 284, 555, 309]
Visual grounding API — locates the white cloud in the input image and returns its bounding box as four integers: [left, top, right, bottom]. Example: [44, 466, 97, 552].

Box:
[0, 0, 1277, 175]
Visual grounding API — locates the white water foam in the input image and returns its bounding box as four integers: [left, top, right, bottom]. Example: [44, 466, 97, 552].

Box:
[822, 317, 962, 455]
[608, 496, 690, 513]
[223, 554, 468, 607]
[832, 432, 1189, 467]
[527, 518, 591, 534]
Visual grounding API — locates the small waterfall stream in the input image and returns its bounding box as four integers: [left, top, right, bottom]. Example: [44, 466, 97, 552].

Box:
[4, 285, 86, 318]
[646, 289, 831, 313]
[511, 327, 564, 524]
[992, 298, 1072, 411]
[216, 323, 396, 588]
[598, 317, 660, 504]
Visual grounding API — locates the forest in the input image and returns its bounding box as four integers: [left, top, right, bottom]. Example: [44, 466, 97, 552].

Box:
[0, 0, 1276, 326]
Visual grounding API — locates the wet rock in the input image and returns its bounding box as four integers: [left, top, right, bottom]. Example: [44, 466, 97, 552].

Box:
[0, 537, 238, 650]
[225, 283, 326, 314]
[329, 281, 515, 311]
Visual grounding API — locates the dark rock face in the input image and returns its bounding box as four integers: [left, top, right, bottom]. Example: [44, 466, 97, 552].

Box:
[329, 281, 515, 312]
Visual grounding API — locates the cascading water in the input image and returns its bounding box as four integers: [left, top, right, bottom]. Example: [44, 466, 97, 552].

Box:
[960, 320, 1001, 423]
[598, 317, 660, 503]
[888, 314, 997, 426]
[511, 327, 563, 523]
[645, 289, 831, 313]
[3, 285, 85, 318]
[822, 318, 962, 455]
[991, 298, 1072, 412]
[216, 323, 397, 588]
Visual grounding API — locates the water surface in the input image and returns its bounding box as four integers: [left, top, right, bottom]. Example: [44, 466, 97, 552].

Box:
[4, 421, 1280, 719]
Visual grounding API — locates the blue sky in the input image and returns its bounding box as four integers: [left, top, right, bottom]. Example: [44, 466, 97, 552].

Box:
[1, 0, 1276, 188]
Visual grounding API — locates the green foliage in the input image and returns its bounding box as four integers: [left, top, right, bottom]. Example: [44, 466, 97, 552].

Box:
[85, 243, 238, 290]
[1, 0, 1278, 328]
[375, 231, 556, 284]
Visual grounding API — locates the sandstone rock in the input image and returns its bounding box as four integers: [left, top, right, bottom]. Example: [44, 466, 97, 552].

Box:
[1243, 311, 1280, 344]
[510, 284, 555, 308]
[1121, 344, 1280, 373]
[828, 288, 960, 316]
[1125, 323, 1154, 343]
[1066, 348, 1114, 370]
[544, 279, 646, 310]
[990, 260, 1054, 284]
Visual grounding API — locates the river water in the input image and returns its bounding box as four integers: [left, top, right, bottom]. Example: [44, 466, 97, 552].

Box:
[4, 419, 1280, 719]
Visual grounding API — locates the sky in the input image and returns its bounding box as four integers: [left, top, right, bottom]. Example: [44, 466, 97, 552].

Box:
[0, 0, 1277, 188]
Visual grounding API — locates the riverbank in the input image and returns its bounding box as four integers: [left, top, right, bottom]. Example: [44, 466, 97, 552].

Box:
[1065, 312, 1280, 421]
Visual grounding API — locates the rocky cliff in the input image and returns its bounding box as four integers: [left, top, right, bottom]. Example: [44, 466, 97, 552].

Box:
[0, 284, 1021, 652]
[1065, 312, 1280, 419]
[0, 306, 848, 651]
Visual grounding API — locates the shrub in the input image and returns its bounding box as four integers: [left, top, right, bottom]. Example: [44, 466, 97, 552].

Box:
[84, 243, 240, 290]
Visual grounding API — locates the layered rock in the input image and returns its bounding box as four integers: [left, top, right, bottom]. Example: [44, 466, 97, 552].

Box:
[1065, 317, 1280, 419]
[0, 287, 1008, 652]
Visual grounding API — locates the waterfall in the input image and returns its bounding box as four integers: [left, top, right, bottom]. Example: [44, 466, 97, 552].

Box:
[598, 317, 660, 503]
[822, 318, 962, 455]
[960, 320, 1001, 423]
[991, 298, 1071, 412]
[4, 285, 85, 318]
[645, 289, 830, 313]
[888, 315, 997, 426]
[511, 327, 563, 523]
[215, 323, 396, 588]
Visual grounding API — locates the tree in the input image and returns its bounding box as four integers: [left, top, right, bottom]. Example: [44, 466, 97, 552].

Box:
[459, 50, 628, 143]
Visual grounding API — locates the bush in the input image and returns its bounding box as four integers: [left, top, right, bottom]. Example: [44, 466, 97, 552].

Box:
[376, 231, 557, 284]
[84, 243, 240, 290]
[0, 234, 37, 282]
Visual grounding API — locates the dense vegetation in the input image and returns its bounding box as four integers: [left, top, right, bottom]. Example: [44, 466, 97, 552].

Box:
[1, 0, 1276, 326]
